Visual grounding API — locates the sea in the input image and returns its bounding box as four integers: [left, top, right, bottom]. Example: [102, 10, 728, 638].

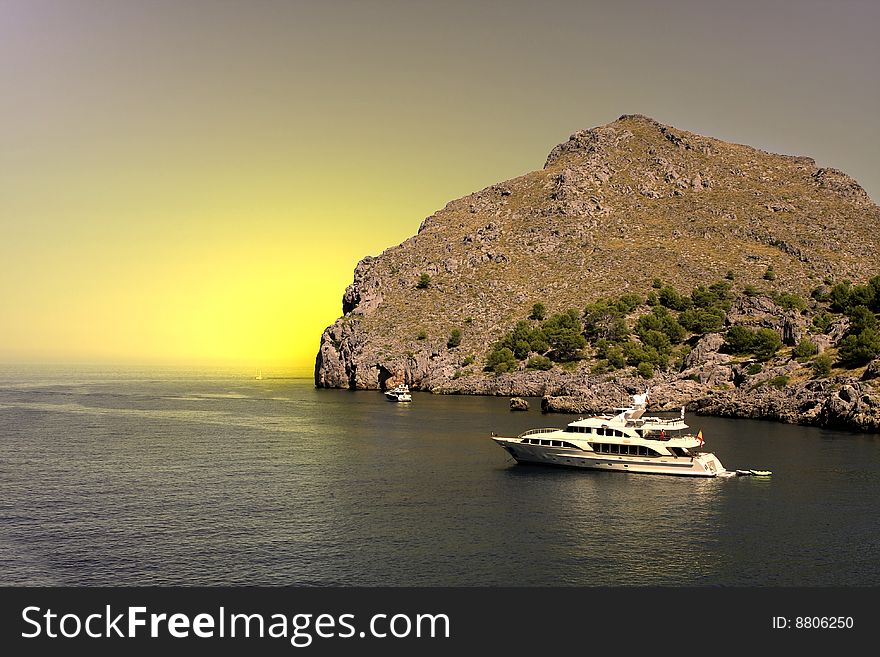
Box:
[1, 366, 878, 587]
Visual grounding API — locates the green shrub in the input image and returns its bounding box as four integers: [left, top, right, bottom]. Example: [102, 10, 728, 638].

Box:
[622, 341, 651, 366]
[725, 326, 755, 354]
[746, 362, 763, 375]
[594, 339, 626, 368]
[530, 303, 546, 321]
[606, 347, 626, 370]
[528, 329, 549, 354]
[641, 329, 672, 353]
[812, 312, 833, 333]
[711, 279, 735, 297]
[542, 310, 587, 361]
[689, 287, 714, 308]
[848, 305, 877, 334]
[582, 300, 629, 343]
[768, 375, 789, 389]
[417, 330, 428, 340]
[753, 328, 783, 359]
[622, 341, 668, 370]
[838, 328, 880, 367]
[637, 362, 655, 379]
[494, 321, 549, 359]
[724, 326, 780, 359]
[835, 303, 880, 367]
[743, 284, 760, 297]
[486, 347, 517, 374]
[658, 285, 692, 311]
[679, 307, 726, 334]
[635, 306, 686, 344]
[829, 281, 852, 312]
[770, 291, 807, 311]
[691, 281, 733, 309]
[527, 355, 553, 371]
[763, 266, 776, 281]
[652, 278, 663, 289]
[792, 338, 818, 359]
[848, 276, 880, 311]
[447, 329, 462, 349]
[416, 273, 432, 289]
[869, 275, 880, 310]
[646, 292, 659, 306]
[593, 339, 612, 359]
[461, 354, 475, 366]
[591, 360, 613, 375]
[725, 270, 736, 280]
[813, 354, 832, 378]
[615, 293, 643, 313]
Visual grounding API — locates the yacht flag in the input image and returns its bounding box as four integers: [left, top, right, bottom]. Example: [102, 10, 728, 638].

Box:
[697, 430, 704, 446]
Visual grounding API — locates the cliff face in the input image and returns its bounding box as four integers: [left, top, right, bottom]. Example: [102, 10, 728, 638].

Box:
[314, 114, 880, 429]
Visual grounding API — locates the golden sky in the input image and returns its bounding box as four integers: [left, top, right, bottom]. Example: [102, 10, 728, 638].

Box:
[2, 1, 878, 372]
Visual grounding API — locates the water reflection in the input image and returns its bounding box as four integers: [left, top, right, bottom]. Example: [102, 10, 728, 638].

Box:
[0, 374, 878, 586]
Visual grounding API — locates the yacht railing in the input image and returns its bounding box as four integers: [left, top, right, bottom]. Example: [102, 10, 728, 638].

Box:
[641, 416, 687, 426]
[518, 428, 562, 438]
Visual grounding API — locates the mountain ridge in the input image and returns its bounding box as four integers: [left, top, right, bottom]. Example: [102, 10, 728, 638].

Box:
[314, 114, 880, 430]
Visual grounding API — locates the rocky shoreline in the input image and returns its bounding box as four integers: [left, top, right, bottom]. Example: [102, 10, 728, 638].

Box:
[317, 303, 880, 433]
[541, 377, 880, 433]
[429, 366, 880, 434]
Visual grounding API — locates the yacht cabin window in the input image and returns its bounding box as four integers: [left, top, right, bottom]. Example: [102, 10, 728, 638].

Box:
[591, 443, 660, 457]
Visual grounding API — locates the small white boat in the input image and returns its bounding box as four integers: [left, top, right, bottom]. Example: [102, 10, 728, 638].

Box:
[492, 391, 727, 477]
[384, 384, 412, 402]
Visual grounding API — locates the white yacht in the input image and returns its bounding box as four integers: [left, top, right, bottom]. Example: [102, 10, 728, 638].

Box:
[491, 392, 728, 477]
[384, 384, 412, 402]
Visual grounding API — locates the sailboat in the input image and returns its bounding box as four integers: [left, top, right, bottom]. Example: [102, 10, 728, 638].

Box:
[255, 369, 263, 380]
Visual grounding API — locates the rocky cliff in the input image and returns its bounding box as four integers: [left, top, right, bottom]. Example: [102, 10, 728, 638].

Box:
[315, 114, 880, 432]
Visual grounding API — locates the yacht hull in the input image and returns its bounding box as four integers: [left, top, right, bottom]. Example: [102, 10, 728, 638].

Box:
[493, 437, 726, 477]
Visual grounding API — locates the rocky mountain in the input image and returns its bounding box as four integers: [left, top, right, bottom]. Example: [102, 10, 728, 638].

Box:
[315, 114, 880, 431]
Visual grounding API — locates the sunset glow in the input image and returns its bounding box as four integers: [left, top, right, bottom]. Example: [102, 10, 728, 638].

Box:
[2, 0, 877, 370]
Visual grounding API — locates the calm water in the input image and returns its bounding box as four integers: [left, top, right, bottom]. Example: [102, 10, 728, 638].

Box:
[1, 367, 878, 586]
